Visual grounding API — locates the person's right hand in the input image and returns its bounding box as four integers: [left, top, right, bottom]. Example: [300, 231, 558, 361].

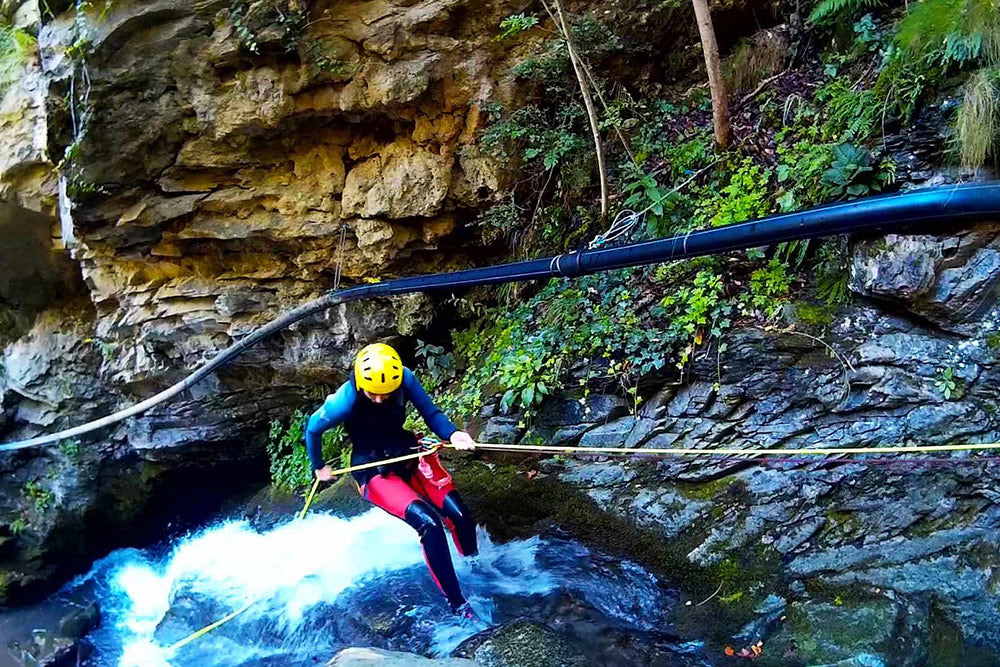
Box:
[315, 466, 334, 482]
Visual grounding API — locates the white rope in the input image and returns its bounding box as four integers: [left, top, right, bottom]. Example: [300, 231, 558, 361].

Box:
[588, 208, 643, 249]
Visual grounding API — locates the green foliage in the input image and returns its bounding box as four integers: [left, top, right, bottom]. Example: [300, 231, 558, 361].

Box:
[229, 1, 261, 53]
[738, 260, 791, 318]
[936, 366, 957, 400]
[228, 0, 347, 75]
[622, 163, 671, 217]
[895, 0, 1000, 69]
[775, 123, 833, 211]
[57, 438, 81, 459]
[0, 23, 36, 95]
[267, 409, 350, 491]
[814, 240, 853, 306]
[482, 105, 585, 170]
[9, 517, 27, 535]
[24, 481, 53, 514]
[444, 270, 676, 419]
[816, 80, 880, 142]
[697, 160, 770, 228]
[656, 269, 732, 367]
[821, 143, 892, 198]
[873, 52, 940, 121]
[955, 68, 1000, 168]
[497, 13, 539, 41]
[414, 340, 454, 391]
[807, 0, 881, 26]
[475, 196, 522, 244]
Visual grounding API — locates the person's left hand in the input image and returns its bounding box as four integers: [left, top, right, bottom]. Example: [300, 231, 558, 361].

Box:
[450, 431, 477, 451]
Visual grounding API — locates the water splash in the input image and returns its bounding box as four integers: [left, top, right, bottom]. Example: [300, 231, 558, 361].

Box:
[69, 510, 605, 666]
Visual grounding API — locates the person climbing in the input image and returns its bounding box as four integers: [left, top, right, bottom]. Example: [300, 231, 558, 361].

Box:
[305, 342, 480, 616]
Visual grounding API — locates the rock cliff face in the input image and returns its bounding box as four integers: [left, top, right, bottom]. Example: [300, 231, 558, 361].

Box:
[470, 223, 1000, 664]
[0, 0, 527, 601]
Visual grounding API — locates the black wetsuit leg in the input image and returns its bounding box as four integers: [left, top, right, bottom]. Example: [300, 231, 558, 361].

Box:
[438, 491, 479, 557]
[404, 499, 466, 610]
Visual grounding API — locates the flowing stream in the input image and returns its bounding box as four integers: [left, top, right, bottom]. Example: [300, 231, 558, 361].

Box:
[36, 507, 706, 666]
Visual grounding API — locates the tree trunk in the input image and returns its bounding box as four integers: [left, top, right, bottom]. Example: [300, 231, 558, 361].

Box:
[550, 0, 609, 219]
[692, 0, 730, 148]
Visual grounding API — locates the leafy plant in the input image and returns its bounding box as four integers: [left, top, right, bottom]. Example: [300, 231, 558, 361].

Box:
[482, 105, 585, 170]
[698, 160, 771, 227]
[0, 23, 36, 95]
[24, 481, 53, 513]
[808, 0, 882, 26]
[497, 13, 539, 41]
[817, 80, 880, 143]
[267, 410, 350, 491]
[814, 239, 853, 306]
[8, 517, 27, 535]
[475, 196, 522, 244]
[738, 259, 791, 318]
[936, 366, 958, 399]
[821, 143, 890, 198]
[415, 340, 454, 391]
[58, 439, 81, 459]
[895, 0, 1000, 69]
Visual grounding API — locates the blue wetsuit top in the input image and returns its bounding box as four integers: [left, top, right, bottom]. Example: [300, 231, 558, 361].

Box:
[305, 367, 458, 478]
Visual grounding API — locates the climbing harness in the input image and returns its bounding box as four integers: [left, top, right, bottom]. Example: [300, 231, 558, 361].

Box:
[6, 184, 1000, 453]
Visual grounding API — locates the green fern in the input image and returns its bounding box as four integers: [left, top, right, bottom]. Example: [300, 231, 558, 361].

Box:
[896, 0, 1000, 68]
[808, 0, 882, 26]
[0, 23, 36, 95]
[819, 80, 881, 141]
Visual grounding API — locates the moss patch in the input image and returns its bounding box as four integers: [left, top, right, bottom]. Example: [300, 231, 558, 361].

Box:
[794, 301, 837, 327]
[675, 475, 747, 501]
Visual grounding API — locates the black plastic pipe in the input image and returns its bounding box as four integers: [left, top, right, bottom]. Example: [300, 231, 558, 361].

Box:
[4, 183, 1000, 451]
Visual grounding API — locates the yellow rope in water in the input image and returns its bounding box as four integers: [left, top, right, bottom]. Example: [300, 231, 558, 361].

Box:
[166, 446, 440, 652]
[168, 599, 257, 651]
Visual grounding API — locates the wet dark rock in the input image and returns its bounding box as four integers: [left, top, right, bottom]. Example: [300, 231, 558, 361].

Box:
[454, 620, 589, 667]
[479, 417, 524, 444]
[6, 629, 81, 667]
[535, 395, 628, 429]
[578, 416, 639, 448]
[850, 223, 1000, 335]
[327, 648, 476, 666]
[56, 602, 100, 639]
[508, 222, 1000, 666]
[764, 599, 901, 667]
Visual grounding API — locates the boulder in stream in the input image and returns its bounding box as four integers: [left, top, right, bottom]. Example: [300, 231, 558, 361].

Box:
[327, 647, 477, 666]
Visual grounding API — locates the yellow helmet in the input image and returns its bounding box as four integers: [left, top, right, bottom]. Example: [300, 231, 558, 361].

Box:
[354, 343, 403, 394]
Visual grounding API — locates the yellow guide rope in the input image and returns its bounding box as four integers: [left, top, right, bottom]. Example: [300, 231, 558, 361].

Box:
[464, 441, 1000, 457]
[166, 437, 1000, 651]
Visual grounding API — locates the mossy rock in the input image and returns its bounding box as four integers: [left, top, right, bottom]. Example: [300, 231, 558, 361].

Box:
[761, 599, 897, 666]
[309, 476, 369, 518]
[454, 620, 588, 667]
